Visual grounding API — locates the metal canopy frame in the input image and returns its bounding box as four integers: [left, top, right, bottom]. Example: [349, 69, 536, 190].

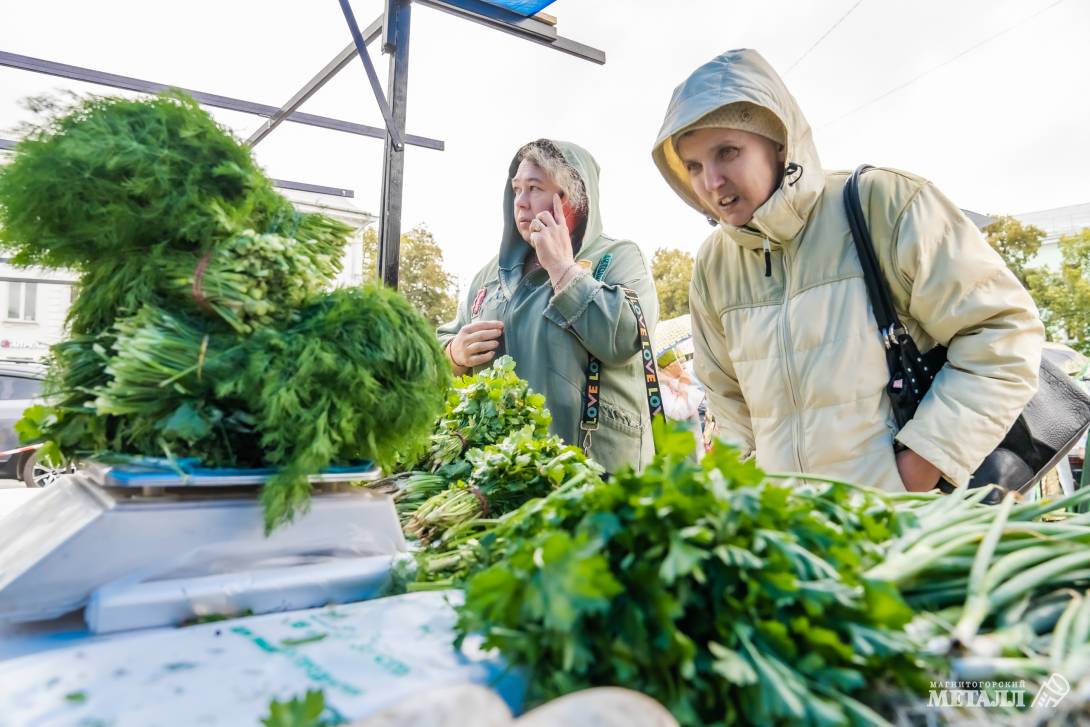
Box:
[0, 50, 444, 151]
[0, 0, 605, 288]
[323, 0, 604, 287]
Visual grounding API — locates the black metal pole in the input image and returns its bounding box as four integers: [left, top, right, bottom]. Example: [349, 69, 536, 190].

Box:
[378, 0, 412, 289]
[338, 0, 404, 152]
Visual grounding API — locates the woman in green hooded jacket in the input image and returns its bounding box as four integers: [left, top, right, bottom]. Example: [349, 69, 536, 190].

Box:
[437, 139, 659, 474]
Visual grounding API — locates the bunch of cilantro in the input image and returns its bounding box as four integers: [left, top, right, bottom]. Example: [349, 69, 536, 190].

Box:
[394, 357, 554, 524]
[452, 424, 931, 726]
[405, 426, 602, 544]
[423, 355, 552, 477]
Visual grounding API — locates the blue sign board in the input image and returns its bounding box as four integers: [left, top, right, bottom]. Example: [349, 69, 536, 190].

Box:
[477, 0, 557, 16]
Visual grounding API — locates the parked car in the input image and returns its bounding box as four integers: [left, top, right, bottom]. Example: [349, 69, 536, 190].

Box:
[0, 360, 69, 487]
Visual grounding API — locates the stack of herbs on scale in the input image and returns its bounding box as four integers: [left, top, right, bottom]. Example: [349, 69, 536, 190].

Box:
[0, 93, 450, 531]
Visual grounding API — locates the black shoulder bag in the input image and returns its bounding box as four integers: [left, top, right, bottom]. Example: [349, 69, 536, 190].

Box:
[845, 165, 1090, 495]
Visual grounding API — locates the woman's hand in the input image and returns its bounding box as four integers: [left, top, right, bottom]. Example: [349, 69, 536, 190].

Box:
[448, 320, 503, 374]
[529, 194, 577, 283]
[897, 448, 943, 492]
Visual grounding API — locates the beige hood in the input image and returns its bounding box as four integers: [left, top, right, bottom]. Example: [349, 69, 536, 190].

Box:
[652, 49, 824, 247]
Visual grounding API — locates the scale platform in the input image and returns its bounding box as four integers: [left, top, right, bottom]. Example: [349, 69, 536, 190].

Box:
[0, 460, 404, 631]
[80, 456, 382, 489]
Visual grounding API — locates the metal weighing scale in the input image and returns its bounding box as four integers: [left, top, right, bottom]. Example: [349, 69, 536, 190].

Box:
[0, 464, 523, 727]
[0, 459, 405, 634]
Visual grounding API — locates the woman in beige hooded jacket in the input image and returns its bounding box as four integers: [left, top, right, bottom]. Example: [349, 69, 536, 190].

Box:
[652, 49, 1045, 493]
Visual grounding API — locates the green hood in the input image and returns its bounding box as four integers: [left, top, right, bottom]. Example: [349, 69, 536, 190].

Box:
[498, 140, 607, 294]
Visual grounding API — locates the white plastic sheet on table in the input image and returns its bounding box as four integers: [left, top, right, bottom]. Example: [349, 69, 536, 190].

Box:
[0, 590, 525, 726]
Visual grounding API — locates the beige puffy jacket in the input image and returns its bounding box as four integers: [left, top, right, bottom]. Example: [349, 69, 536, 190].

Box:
[652, 49, 1045, 491]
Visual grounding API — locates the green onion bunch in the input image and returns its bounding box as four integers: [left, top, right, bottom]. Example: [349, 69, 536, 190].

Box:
[871, 485, 1090, 715]
[393, 472, 450, 520]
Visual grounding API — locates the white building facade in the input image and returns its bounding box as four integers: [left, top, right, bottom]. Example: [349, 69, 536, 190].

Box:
[1018, 202, 1090, 270]
[0, 263, 78, 362]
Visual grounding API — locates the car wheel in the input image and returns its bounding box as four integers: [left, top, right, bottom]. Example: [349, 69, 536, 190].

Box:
[21, 451, 71, 488]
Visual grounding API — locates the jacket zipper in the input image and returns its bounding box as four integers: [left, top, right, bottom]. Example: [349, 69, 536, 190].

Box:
[503, 269, 545, 364]
[763, 238, 772, 277]
[776, 247, 807, 473]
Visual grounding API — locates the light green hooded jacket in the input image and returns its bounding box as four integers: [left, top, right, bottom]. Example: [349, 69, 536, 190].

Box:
[438, 141, 658, 473]
[652, 49, 1044, 490]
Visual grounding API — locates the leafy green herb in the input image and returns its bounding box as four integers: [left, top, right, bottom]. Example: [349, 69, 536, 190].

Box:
[0, 92, 448, 531]
[280, 634, 328, 647]
[405, 427, 601, 544]
[164, 226, 346, 334]
[451, 422, 927, 726]
[393, 356, 554, 526]
[236, 287, 451, 532]
[261, 690, 331, 727]
[425, 355, 551, 475]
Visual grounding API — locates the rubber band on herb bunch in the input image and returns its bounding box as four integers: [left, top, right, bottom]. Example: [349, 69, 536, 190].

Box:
[191, 250, 215, 315]
[197, 335, 209, 381]
[470, 485, 490, 517]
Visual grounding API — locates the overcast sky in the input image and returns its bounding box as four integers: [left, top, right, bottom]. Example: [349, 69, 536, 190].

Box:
[2, 0, 1088, 292]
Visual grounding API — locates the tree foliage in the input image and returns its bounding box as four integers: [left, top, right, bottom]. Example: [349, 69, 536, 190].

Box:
[1026, 229, 1090, 356]
[362, 225, 457, 328]
[984, 215, 1090, 355]
[651, 247, 694, 319]
[983, 215, 1045, 288]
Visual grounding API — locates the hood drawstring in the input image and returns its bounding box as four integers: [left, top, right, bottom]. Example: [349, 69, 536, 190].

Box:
[784, 162, 804, 187]
[763, 237, 772, 277]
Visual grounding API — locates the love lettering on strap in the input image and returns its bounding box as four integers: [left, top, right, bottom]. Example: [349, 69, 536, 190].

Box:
[579, 255, 663, 456]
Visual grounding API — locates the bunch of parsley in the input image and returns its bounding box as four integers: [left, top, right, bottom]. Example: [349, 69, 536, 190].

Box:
[394, 357, 554, 524]
[453, 424, 930, 726]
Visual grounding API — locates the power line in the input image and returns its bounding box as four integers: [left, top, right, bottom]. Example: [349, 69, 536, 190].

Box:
[819, 0, 1067, 129]
[784, 0, 867, 75]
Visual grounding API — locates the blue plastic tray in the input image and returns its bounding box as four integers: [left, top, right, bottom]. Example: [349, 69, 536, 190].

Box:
[83, 456, 380, 488]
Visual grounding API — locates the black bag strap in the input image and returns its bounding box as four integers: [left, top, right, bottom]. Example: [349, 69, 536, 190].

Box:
[844, 165, 906, 349]
[845, 165, 948, 431]
[579, 257, 663, 455]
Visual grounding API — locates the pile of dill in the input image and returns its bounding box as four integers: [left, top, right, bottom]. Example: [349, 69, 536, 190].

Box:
[0, 92, 449, 531]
